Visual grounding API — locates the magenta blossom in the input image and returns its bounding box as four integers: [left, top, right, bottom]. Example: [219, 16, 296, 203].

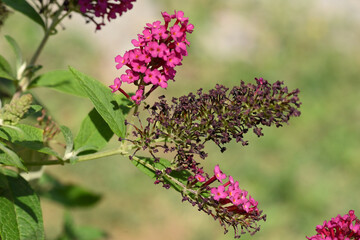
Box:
[307, 210, 360, 240]
[211, 185, 228, 201]
[111, 10, 194, 104]
[131, 89, 143, 104]
[109, 77, 121, 93]
[205, 167, 260, 215]
[214, 165, 227, 183]
[195, 174, 206, 182]
[187, 165, 265, 238]
[77, 0, 136, 30]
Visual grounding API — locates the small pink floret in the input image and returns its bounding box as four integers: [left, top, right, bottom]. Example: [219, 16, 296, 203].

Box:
[115, 54, 128, 69]
[161, 11, 172, 22]
[109, 77, 122, 92]
[211, 185, 228, 201]
[131, 89, 143, 104]
[195, 174, 206, 182]
[214, 165, 227, 183]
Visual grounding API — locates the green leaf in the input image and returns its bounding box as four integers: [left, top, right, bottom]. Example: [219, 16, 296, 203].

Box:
[166, 168, 193, 192]
[0, 55, 15, 80]
[67, 226, 106, 240]
[74, 108, 114, 154]
[0, 78, 16, 97]
[69, 67, 126, 138]
[131, 156, 171, 179]
[60, 126, 74, 158]
[22, 105, 43, 119]
[38, 174, 101, 208]
[56, 212, 107, 240]
[2, 0, 45, 30]
[0, 142, 27, 171]
[30, 70, 88, 98]
[0, 168, 44, 240]
[0, 124, 61, 158]
[74, 145, 98, 155]
[4, 35, 23, 71]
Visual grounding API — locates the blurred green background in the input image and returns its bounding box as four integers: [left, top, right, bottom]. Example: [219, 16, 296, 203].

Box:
[1, 0, 360, 239]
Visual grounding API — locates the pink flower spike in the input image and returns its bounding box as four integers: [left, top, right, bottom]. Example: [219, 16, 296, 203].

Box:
[113, 10, 193, 102]
[131, 89, 143, 104]
[109, 77, 122, 93]
[195, 174, 206, 182]
[307, 210, 360, 240]
[214, 165, 227, 183]
[211, 185, 228, 201]
[77, 0, 135, 30]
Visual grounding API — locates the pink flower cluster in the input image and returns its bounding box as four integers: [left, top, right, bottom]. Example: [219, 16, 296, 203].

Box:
[307, 210, 360, 240]
[196, 165, 260, 214]
[77, 0, 136, 30]
[110, 10, 194, 104]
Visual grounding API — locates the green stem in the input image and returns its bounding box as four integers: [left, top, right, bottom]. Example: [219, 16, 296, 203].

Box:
[130, 155, 198, 195]
[25, 159, 65, 166]
[24, 147, 128, 166]
[13, 5, 69, 100]
[28, 29, 50, 69]
[24, 145, 197, 195]
[29, 6, 67, 67]
[77, 148, 128, 162]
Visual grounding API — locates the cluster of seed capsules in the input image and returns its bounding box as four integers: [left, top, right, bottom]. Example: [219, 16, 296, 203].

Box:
[127, 79, 301, 176]
[110, 10, 194, 104]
